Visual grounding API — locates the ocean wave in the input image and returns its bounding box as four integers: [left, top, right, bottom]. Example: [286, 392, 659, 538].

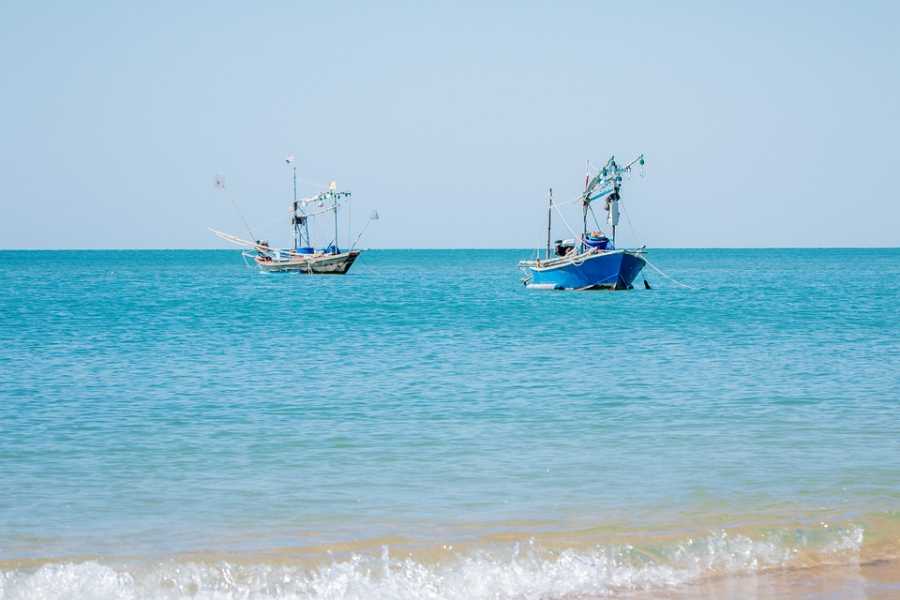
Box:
[0, 526, 866, 600]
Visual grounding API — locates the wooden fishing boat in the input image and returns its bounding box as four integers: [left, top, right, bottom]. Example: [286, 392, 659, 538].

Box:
[210, 230, 361, 274]
[211, 158, 377, 274]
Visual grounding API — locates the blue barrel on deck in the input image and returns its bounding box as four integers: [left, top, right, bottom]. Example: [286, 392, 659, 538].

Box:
[584, 233, 613, 250]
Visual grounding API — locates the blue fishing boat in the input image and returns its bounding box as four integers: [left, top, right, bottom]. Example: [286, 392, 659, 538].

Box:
[519, 154, 648, 290]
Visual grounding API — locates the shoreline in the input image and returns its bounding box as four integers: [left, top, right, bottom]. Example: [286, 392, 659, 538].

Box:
[2, 550, 897, 600]
[1, 520, 897, 599]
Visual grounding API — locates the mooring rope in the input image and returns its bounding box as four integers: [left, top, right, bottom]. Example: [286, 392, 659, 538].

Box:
[642, 255, 695, 290]
[620, 200, 640, 245]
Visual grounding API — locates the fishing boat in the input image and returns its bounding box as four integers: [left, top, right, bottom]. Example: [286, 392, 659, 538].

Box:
[519, 154, 647, 290]
[211, 158, 377, 274]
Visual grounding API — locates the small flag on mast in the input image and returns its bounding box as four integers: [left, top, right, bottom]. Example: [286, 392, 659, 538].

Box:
[285, 154, 295, 165]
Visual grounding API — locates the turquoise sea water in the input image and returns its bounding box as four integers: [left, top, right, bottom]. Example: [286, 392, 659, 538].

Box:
[1, 249, 898, 598]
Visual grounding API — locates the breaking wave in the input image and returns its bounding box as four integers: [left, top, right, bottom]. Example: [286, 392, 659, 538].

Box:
[0, 526, 867, 600]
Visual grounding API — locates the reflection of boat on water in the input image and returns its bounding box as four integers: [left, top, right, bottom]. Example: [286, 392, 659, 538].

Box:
[519, 154, 648, 290]
[211, 157, 377, 275]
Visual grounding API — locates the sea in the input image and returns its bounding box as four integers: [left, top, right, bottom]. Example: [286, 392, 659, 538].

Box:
[1, 248, 898, 599]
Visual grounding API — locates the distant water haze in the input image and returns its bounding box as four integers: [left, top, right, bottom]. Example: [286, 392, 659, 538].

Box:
[1, 2, 898, 249]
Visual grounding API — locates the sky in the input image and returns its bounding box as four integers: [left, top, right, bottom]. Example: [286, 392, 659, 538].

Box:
[1, 1, 898, 249]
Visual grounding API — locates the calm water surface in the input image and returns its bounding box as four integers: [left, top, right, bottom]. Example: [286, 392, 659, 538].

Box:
[1, 249, 898, 598]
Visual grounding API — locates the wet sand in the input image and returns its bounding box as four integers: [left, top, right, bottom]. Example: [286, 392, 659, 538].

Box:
[624, 559, 900, 600]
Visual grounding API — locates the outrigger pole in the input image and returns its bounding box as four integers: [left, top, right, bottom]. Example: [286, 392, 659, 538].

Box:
[349, 210, 380, 252]
[213, 174, 257, 242]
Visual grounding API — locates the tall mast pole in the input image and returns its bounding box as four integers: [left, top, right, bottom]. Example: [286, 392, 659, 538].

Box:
[333, 191, 339, 252]
[581, 160, 590, 253]
[293, 165, 298, 247]
[612, 186, 617, 245]
[546, 188, 552, 259]
[608, 184, 620, 246]
[582, 200, 588, 253]
[304, 198, 310, 249]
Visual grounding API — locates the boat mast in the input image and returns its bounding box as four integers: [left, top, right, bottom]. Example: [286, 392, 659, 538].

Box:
[582, 201, 588, 253]
[611, 184, 619, 245]
[291, 162, 298, 248]
[287, 156, 311, 250]
[546, 188, 552, 259]
[579, 153, 643, 249]
[581, 160, 591, 253]
[330, 183, 339, 252]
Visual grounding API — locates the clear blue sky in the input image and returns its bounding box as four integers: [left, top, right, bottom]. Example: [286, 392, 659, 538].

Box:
[1, 1, 897, 249]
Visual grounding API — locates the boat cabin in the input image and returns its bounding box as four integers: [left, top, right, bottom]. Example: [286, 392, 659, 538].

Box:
[554, 239, 576, 257]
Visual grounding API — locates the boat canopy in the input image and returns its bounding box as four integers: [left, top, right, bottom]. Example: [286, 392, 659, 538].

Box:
[582, 155, 645, 207]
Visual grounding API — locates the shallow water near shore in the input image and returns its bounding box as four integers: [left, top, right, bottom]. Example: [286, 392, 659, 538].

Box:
[1, 248, 899, 598]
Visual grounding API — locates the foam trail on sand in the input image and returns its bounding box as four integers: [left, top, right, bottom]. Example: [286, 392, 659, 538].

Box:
[0, 527, 866, 600]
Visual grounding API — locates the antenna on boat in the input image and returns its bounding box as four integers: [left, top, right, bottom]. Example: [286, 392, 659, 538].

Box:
[287, 154, 297, 203]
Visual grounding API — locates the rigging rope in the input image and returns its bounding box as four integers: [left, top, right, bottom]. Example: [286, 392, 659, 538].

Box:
[589, 205, 603, 231]
[213, 176, 257, 241]
[552, 203, 580, 240]
[224, 194, 256, 241]
[620, 200, 640, 245]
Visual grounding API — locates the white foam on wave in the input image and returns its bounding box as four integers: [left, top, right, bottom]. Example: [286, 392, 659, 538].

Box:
[0, 526, 864, 600]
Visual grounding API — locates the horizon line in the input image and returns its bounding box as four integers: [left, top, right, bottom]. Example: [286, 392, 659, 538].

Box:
[2, 246, 899, 251]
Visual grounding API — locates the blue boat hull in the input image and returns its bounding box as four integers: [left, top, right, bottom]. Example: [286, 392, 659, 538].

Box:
[526, 250, 646, 290]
